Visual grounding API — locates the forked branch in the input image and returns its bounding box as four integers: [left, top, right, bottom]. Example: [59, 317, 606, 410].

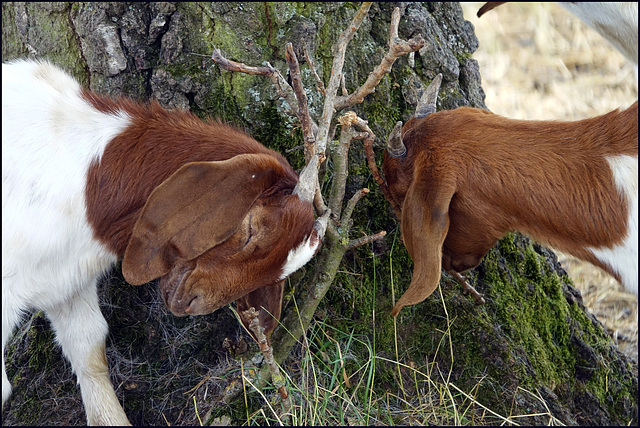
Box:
[334, 7, 426, 110]
[210, 3, 423, 405]
[315, 2, 374, 155]
[212, 48, 299, 119]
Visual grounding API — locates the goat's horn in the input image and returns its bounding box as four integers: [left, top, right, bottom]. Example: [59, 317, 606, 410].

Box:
[386, 121, 406, 158]
[293, 155, 319, 203]
[415, 74, 442, 119]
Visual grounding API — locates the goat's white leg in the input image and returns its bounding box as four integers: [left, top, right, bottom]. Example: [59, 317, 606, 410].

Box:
[44, 281, 131, 426]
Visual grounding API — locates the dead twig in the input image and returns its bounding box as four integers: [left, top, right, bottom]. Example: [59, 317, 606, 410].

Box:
[302, 43, 326, 96]
[331, 112, 388, 251]
[341, 188, 370, 228]
[316, 2, 373, 156]
[211, 48, 276, 76]
[334, 7, 425, 111]
[212, 48, 299, 119]
[448, 270, 486, 305]
[328, 112, 367, 219]
[285, 43, 317, 161]
[346, 231, 387, 251]
[240, 307, 292, 417]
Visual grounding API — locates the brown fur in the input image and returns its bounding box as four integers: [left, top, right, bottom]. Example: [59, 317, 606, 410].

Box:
[383, 102, 638, 315]
[83, 90, 314, 338]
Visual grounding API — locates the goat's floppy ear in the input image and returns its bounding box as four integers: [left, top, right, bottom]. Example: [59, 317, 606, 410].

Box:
[236, 281, 284, 345]
[122, 153, 284, 285]
[391, 169, 456, 316]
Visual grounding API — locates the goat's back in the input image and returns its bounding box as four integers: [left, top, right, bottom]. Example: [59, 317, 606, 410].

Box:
[393, 103, 637, 293]
[2, 60, 126, 309]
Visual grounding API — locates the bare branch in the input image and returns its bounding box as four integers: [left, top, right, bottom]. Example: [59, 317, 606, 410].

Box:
[329, 112, 374, 221]
[285, 144, 304, 154]
[316, 2, 373, 156]
[302, 43, 326, 95]
[285, 43, 316, 161]
[293, 155, 320, 203]
[335, 112, 391, 224]
[212, 48, 276, 75]
[334, 7, 425, 110]
[344, 112, 374, 137]
[211, 48, 300, 119]
[314, 186, 328, 215]
[448, 270, 486, 305]
[344, 113, 381, 196]
[342, 188, 370, 227]
[364, 134, 385, 187]
[213, 45, 324, 217]
[241, 307, 291, 402]
[328, 115, 356, 219]
[345, 231, 387, 251]
[265, 62, 302, 118]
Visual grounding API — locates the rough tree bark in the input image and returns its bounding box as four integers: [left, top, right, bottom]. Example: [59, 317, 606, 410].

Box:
[2, 2, 636, 426]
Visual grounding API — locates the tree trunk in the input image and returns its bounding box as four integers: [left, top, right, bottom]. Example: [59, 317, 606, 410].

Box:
[2, 2, 636, 426]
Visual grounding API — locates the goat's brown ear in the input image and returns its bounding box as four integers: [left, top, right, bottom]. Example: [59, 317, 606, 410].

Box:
[391, 169, 456, 316]
[122, 153, 284, 285]
[236, 281, 284, 345]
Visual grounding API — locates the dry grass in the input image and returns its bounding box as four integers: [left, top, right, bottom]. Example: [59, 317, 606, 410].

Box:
[461, 2, 637, 362]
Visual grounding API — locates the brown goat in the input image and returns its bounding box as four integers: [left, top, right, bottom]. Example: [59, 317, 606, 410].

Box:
[377, 75, 638, 316]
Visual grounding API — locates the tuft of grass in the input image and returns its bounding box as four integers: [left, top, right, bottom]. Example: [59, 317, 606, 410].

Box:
[228, 237, 568, 426]
[235, 314, 566, 426]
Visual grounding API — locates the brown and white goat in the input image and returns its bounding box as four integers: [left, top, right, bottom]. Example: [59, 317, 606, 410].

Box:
[2, 59, 327, 425]
[378, 74, 637, 316]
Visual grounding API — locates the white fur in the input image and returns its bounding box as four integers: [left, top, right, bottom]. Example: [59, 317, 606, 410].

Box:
[589, 154, 638, 295]
[558, 2, 638, 66]
[2, 59, 131, 425]
[545, 3, 639, 289]
[279, 235, 320, 281]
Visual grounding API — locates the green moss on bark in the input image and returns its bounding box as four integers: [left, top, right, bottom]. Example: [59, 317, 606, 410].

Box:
[319, 232, 636, 424]
[2, 3, 87, 84]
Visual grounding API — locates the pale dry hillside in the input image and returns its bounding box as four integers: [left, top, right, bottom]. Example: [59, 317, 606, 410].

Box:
[461, 2, 637, 361]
